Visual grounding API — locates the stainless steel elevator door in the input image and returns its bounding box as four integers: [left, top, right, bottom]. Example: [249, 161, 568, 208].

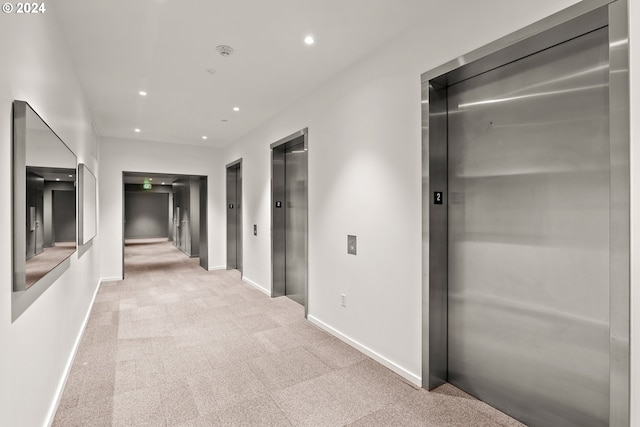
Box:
[226, 164, 241, 270]
[447, 27, 610, 427]
[284, 142, 307, 305]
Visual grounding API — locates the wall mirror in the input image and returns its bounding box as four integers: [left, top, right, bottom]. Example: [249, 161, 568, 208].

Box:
[13, 100, 77, 292]
[79, 163, 97, 245]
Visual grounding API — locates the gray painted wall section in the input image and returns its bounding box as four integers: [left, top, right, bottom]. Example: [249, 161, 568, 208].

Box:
[52, 190, 76, 242]
[124, 192, 169, 239]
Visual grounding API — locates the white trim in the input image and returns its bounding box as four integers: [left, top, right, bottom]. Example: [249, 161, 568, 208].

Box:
[242, 277, 271, 296]
[308, 314, 421, 387]
[100, 276, 122, 282]
[46, 278, 103, 427]
[208, 265, 226, 271]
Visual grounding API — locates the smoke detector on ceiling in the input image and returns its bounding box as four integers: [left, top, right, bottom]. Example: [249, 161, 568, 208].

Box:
[216, 45, 234, 57]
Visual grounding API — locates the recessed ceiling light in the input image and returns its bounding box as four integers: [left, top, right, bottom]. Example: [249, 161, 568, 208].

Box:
[233, 107, 240, 112]
[139, 91, 147, 96]
[202, 136, 208, 140]
[134, 128, 141, 133]
[56, 178, 60, 181]
[149, 178, 153, 181]
[68, 174, 73, 177]
[304, 35, 315, 45]
[162, 182, 165, 185]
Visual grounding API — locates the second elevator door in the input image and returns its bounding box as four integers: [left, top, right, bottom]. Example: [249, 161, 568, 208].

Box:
[227, 163, 242, 271]
[447, 28, 610, 426]
[284, 141, 307, 305]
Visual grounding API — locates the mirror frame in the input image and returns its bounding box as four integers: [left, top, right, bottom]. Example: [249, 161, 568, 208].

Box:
[12, 100, 77, 316]
[78, 163, 97, 245]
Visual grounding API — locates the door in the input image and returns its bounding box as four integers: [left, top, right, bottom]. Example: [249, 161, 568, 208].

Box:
[447, 28, 609, 426]
[284, 142, 307, 305]
[226, 161, 242, 271]
[271, 130, 308, 310]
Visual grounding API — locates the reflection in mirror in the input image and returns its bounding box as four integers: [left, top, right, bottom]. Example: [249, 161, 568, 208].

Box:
[13, 101, 77, 292]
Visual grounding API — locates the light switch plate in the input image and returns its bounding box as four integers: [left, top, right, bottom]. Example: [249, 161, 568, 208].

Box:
[347, 235, 357, 255]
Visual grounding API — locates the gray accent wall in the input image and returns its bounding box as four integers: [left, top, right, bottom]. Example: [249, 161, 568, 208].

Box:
[124, 192, 170, 239]
[44, 181, 76, 246]
[52, 189, 76, 242]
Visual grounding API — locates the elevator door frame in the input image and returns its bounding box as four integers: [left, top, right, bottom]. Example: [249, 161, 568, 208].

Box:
[270, 128, 309, 318]
[226, 159, 243, 273]
[421, 1, 629, 425]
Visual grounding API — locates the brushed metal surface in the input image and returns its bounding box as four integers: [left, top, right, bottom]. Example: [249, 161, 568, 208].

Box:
[607, 1, 630, 425]
[272, 146, 286, 298]
[285, 140, 307, 305]
[199, 176, 208, 271]
[447, 26, 610, 427]
[271, 129, 308, 314]
[347, 235, 357, 255]
[421, 80, 431, 390]
[427, 81, 448, 389]
[226, 161, 242, 271]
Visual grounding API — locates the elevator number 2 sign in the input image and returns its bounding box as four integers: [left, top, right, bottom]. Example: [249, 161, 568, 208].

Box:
[434, 192, 443, 205]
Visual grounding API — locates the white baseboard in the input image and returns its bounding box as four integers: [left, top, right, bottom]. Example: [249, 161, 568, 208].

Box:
[46, 278, 103, 427]
[242, 277, 271, 296]
[100, 276, 122, 282]
[307, 314, 421, 388]
[208, 265, 226, 271]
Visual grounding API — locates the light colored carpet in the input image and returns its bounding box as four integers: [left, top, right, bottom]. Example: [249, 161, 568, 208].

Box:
[53, 241, 524, 426]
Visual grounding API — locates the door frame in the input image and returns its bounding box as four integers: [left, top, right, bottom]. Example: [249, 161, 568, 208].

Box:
[121, 171, 209, 278]
[270, 128, 309, 317]
[421, 1, 629, 424]
[226, 158, 242, 273]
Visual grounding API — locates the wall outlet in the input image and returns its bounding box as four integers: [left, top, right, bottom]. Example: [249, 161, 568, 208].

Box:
[341, 294, 346, 307]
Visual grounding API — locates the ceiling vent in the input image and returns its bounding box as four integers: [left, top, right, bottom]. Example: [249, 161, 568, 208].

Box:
[216, 45, 234, 57]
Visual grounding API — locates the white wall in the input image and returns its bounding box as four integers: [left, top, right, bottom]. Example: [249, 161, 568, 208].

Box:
[99, 137, 225, 279]
[221, 0, 631, 387]
[0, 12, 100, 427]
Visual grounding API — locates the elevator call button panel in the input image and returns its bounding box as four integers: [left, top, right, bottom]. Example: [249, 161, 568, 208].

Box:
[229, 204, 234, 209]
[347, 235, 357, 255]
[275, 201, 282, 208]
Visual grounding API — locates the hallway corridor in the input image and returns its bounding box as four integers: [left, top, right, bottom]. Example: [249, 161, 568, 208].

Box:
[53, 242, 522, 426]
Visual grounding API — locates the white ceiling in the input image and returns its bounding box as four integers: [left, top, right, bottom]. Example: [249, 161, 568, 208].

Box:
[53, 0, 432, 148]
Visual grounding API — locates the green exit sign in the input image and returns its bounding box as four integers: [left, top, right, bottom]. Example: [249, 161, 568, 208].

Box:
[143, 179, 152, 190]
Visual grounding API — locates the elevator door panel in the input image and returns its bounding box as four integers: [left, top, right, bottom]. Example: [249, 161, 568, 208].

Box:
[447, 28, 609, 426]
[227, 164, 242, 271]
[284, 142, 307, 305]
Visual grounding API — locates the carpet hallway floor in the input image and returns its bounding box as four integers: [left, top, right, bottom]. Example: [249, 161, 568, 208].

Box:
[53, 241, 523, 426]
